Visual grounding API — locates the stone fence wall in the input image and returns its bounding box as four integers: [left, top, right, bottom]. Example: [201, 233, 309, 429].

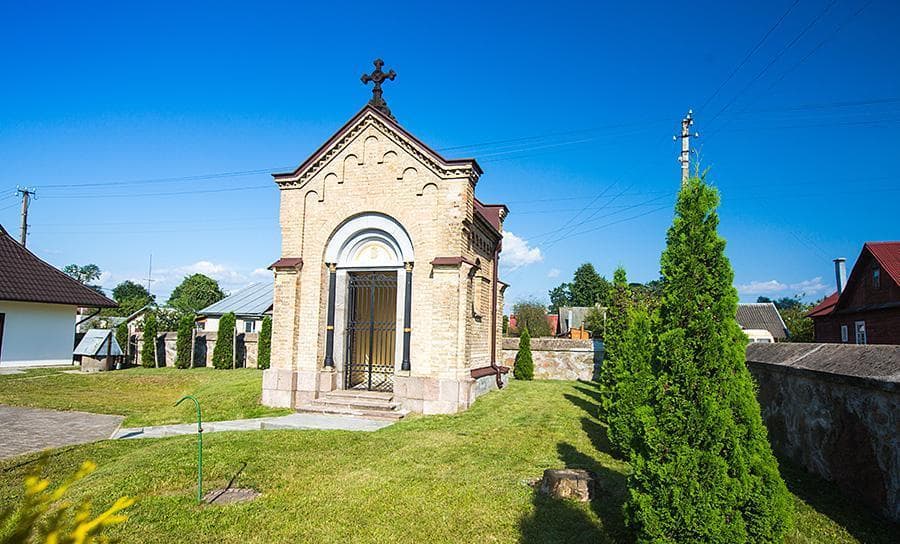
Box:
[746, 342, 899, 522]
[501, 336, 603, 381]
[134, 331, 260, 368]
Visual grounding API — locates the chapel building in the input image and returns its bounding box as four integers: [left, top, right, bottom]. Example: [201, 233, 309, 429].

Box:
[262, 60, 509, 415]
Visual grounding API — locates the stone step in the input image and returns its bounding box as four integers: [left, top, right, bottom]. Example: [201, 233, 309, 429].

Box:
[311, 397, 400, 412]
[325, 389, 394, 402]
[296, 404, 408, 421]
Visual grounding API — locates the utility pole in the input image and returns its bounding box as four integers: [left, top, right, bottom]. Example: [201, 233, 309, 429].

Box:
[674, 110, 699, 186]
[145, 254, 155, 293]
[16, 187, 36, 246]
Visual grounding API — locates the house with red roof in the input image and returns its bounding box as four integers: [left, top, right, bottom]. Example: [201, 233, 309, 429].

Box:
[807, 242, 900, 345]
[0, 225, 116, 367]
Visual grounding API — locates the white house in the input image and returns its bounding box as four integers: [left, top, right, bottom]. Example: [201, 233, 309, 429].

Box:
[196, 282, 273, 334]
[0, 225, 117, 367]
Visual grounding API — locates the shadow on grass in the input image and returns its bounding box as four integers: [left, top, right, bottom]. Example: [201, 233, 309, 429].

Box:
[518, 430, 630, 543]
[779, 458, 898, 544]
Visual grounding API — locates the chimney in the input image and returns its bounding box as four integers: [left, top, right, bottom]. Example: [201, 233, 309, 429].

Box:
[833, 257, 847, 294]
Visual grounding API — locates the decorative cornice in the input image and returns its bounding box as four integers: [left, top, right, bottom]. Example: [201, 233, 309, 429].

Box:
[274, 106, 481, 190]
[269, 257, 304, 271]
[431, 256, 478, 267]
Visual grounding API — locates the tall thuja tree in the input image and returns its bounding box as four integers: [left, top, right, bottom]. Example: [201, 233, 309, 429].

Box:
[513, 326, 534, 380]
[140, 312, 158, 368]
[212, 312, 236, 369]
[175, 314, 194, 369]
[598, 266, 631, 414]
[257, 316, 272, 370]
[624, 176, 791, 543]
[605, 306, 653, 456]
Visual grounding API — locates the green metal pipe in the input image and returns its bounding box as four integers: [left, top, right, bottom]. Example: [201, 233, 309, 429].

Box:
[175, 395, 203, 503]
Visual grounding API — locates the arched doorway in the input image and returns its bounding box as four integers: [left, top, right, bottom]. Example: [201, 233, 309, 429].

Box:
[324, 213, 414, 392]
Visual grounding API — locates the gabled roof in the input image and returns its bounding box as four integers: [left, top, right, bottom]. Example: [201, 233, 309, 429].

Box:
[272, 104, 482, 188]
[866, 241, 900, 285]
[198, 282, 273, 317]
[806, 241, 900, 318]
[0, 226, 116, 308]
[74, 329, 123, 357]
[736, 303, 788, 340]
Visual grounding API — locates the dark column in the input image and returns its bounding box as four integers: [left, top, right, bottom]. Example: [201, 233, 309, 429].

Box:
[324, 263, 337, 368]
[401, 262, 413, 371]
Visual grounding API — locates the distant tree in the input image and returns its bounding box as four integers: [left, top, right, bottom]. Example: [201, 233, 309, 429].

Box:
[570, 263, 610, 306]
[212, 312, 236, 369]
[631, 279, 663, 311]
[175, 314, 194, 369]
[624, 176, 792, 542]
[63, 263, 104, 294]
[502, 314, 509, 335]
[111, 280, 154, 311]
[583, 306, 606, 338]
[140, 312, 158, 368]
[513, 326, 534, 380]
[167, 274, 225, 314]
[756, 295, 803, 311]
[258, 316, 272, 370]
[756, 296, 773, 304]
[547, 283, 573, 313]
[511, 299, 552, 337]
[781, 304, 814, 342]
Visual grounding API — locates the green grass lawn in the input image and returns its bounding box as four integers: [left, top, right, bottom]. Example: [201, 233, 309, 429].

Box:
[0, 380, 895, 543]
[0, 367, 290, 427]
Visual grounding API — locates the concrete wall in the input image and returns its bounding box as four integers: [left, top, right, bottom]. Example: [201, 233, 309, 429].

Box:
[746, 343, 899, 522]
[501, 337, 603, 381]
[136, 331, 260, 368]
[0, 301, 76, 367]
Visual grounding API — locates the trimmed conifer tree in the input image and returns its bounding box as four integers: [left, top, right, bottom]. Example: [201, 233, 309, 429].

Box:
[598, 266, 632, 415]
[175, 314, 194, 369]
[257, 316, 272, 370]
[140, 312, 158, 368]
[513, 326, 534, 380]
[605, 306, 653, 456]
[212, 312, 236, 370]
[115, 324, 129, 364]
[624, 176, 792, 543]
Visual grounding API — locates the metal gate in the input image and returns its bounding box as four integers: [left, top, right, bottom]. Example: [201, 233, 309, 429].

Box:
[345, 271, 397, 392]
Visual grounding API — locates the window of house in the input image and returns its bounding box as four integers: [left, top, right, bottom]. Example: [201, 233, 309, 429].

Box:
[840, 324, 849, 343]
[854, 321, 867, 345]
[873, 265, 881, 289]
[245, 320, 256, 333]
[196, 321, 205, 331]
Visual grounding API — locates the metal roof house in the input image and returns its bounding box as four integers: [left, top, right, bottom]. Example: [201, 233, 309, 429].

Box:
[74, 328, 124, 372]
[0, 224, 116, 367]
[196, 282, 273, 334]
[736, 303, 789, 342]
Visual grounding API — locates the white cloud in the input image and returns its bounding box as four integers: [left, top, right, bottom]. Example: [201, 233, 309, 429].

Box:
[547, 268, 560, 278]
[501, 231, 543, 270]
[252, 267, 272, 278]
[736, 276, 829, 297]
[153, 261, 250, 296]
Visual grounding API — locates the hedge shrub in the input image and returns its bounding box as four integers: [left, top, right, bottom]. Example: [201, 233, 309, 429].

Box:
[175, 314, 194, 369]
[513, 326, 534, 380]
[140, 312, 158, 368]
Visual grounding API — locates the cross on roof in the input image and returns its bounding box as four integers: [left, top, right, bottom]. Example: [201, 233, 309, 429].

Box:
[361, 58, 397, 119]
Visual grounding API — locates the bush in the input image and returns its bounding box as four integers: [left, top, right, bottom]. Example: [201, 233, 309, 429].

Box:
[513, 327, 534, 380]
[212, 312, 236, 370]
[623, 176, 792, 543]
[175, 314, 194, 369]
[140, 312, 158, 368]
[0, 460, 133, 544]
[511, 299, 552, 337]
[258, 315, 272, 370]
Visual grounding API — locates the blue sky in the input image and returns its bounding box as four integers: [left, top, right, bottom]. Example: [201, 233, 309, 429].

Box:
[1, 1, 898, 307]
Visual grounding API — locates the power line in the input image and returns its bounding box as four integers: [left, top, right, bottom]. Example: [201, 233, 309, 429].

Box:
[706, 0, 840, 128]
[698, 0, 802, 113]
[40, 184, 275, 200]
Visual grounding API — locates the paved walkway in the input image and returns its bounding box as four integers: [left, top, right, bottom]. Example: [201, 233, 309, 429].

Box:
[112, 412, 392, 439]
[0, 405, 124, 459]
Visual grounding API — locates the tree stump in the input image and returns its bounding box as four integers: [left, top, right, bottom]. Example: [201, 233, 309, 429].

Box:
[538, 469, 595, 502]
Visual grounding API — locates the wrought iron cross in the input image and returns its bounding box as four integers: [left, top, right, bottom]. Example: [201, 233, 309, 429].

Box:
[361, 58, 397, 119]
